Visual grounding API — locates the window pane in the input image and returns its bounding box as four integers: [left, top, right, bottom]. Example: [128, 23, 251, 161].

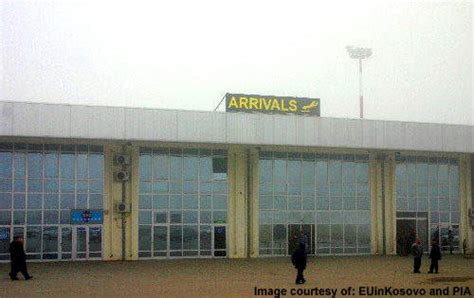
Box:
[26, 226, 42, 253]
[139, 225, 152, 251]
[183, 226, 198, 250]
[77, 154, 88, 179]
[44, 210, 59, 224]
[140, 155, 152, 180]
[60, 154, 74, 179]
[317, 224, 330, 248]
[139, 211, 152, 224]
[60, 194, 75, 209]
[183, 195, 199, 209]
[170, 211, 182, 224]
[200, 195, 212, 209]
[0, 152, 12, 178]
[170, 156, 182, 180]
[358, 224, 371, 248]
[13, 210, 25, 225]
[344, 224, 357, 247]
[259, 224, 272, 249]
[212, 157, 227, 180]
[89, 154, 104, 179]
[331, 224, 343, 249]
[170, 195, 182, 209]
[42, 226, 58, 253]
[154, 155, 169, 180]
[139, 195, 152, 209]
[154, 212, 168, 224]
[183, 211, 198, 224]
[200, 225, 212, 250]
[44, 153, 59, 178]
[170, 225, 182, 250]
[200, 157, 212, 181]
[13, 153, 26, 178]
[213, 211, 226, 223]
[0, 211, 11, 225]
[0, 192, 11, 209]
[27, 210, 42, 224]
[153, 226, 167, 251]
[27, 194, 42, 209]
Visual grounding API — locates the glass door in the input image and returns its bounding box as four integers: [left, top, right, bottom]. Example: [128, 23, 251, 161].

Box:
[88, 226, 102, 259]
[288, 224, 314, 255]
[71, 225, 102, 260]
[60, 227, 72, 260]
[75, 226, 88, 260]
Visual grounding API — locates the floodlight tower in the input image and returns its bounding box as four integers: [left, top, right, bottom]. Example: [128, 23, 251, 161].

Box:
[346, 46, 372, 119]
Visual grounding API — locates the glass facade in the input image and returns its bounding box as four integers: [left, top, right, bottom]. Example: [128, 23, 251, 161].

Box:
[395, 156, 460, 252]
[259, 152, 371, 256]
[138, 148, 228, 258]
[0, 143, 104, 261]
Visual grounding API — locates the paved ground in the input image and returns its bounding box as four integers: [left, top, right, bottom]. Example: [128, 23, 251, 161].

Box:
[0, 255, 473, 297]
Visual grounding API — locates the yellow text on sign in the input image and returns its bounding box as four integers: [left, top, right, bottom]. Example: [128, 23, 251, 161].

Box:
[228, 96, 298, 112]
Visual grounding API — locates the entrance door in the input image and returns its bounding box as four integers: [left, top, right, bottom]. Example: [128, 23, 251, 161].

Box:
[213, 226, 226, 257]
[71, 226, 102, 260]
[396, 219, 416, 256]
[288, 224, 314, 255]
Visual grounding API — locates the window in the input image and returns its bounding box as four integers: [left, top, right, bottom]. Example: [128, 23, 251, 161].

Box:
[138, 148, 228, 258]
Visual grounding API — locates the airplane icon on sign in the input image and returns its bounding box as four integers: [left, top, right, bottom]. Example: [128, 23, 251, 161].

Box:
[301, 101, 318, 113]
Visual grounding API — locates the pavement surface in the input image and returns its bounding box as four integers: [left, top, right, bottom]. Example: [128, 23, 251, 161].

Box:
[0, 255, 473, 297]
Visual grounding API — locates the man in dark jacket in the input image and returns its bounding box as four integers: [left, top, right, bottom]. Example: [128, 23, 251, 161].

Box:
[291, 242, 307, 284]
[9, 236, 32, 281]
[428, 240, 442, 274]
[447, 229, 454, 255]
[411, 238, 423, 274]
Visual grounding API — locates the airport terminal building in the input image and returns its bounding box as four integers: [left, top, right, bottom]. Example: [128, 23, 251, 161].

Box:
[0, 100, 473, 261]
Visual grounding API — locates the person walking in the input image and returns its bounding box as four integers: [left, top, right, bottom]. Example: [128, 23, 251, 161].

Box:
[428, 240, 442, 274]
[411, 238, 423, 274]
[9, 236, 33, 281]
[298, 231, 309, 254]
[291, 242, 307, 284]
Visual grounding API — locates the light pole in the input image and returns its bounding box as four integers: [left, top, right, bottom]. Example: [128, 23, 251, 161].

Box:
[346, 46, 372, 119]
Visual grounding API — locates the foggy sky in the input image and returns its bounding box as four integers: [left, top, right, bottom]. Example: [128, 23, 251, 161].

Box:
[1, 0, 472, 125]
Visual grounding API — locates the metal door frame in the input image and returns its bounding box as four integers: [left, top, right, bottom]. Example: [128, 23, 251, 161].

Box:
[71, 225, 103, 261]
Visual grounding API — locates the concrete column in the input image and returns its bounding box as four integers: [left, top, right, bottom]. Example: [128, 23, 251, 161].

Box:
[103, 144, 120, 260]
[460, 155, 473, 254]
[102, 144, 138, 261]
[369, 154, 381, 255]
[249, 148, 259, 258]
[228, 146, 248, 258]
[384, 154, 397, 255]
[128, 146, 140, 260]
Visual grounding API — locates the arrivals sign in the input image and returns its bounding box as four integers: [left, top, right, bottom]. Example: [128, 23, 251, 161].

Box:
[225, 93, 320, 116]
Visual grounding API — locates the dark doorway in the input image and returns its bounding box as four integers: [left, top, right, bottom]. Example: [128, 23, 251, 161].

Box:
[396, 219, 416, 256]
[213, 226, 226, 257]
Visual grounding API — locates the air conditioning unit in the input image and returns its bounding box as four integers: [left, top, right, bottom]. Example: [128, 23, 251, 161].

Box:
[117, 202, 130, 213]
[114, 171, 130, 182]
[114, 154, 131, 165]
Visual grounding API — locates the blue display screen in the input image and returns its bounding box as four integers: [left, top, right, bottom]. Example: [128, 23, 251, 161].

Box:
[71, 209, 104, 224]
